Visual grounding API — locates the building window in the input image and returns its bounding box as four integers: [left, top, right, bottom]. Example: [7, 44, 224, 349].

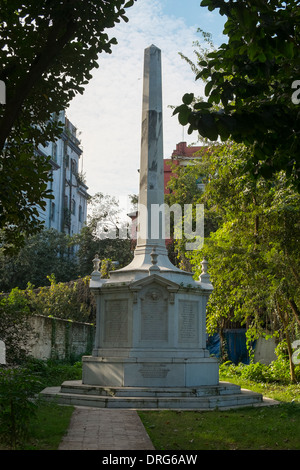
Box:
[79, 205, 83, 222]
[71, 198, 76, 215]
[50, 202, 55, 221]
[64, 142, 69, 167]
[52, 142, 57, 163]
[71, 159, 77, 174]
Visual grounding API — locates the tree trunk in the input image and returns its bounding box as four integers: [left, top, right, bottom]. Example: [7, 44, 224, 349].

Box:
[277, 302, 297, 383]
[286, 332, 297, 384]
[287, 298, 300, 327]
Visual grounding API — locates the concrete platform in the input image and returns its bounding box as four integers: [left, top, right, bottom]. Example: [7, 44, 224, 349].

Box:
[40, 380, 278, 410]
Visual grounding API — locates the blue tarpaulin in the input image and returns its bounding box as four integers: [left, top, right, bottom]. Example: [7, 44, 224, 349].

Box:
[207, 329, 251, 364]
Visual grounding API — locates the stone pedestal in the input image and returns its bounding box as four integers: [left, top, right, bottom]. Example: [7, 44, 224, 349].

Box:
[82, 271, 219, 388]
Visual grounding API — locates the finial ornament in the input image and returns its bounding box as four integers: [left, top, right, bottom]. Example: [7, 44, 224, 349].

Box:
[149, 247, 160, 273]
[200, 258, 210, 283]
[92, 254, 101, 278]
[150, 247, 158, 265]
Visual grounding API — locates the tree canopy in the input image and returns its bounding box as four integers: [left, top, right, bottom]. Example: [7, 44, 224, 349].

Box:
[174, 0, 300, 191]
[168, 142, 300, 381]
[0, 0, 135, 252]
[0, 192, 133, 292]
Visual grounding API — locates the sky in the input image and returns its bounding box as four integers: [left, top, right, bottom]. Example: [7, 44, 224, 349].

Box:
[67, 0, 226, 208]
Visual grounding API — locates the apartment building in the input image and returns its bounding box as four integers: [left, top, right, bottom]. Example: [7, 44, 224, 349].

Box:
[37, 111, 89, 236]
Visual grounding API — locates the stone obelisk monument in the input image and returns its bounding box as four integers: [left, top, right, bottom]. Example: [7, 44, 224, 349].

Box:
[42, 45, 265, 409]
[81, 45, 219, 390]
[109, 44, 194, 281]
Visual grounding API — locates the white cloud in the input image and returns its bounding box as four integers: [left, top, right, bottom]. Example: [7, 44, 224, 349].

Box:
[67, 0, 206, 201]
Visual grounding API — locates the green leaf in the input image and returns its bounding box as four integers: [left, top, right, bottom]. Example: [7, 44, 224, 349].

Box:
[178, 105, 190, 126]
[200, 114, 219, 141]
[257, 52, 267, 62]
[205, 80, 214, 97]
[182, 93, 194, 105]
[124, 0, 135, 8]
[216, 118, 231, 141]
[194, 101, 213, 110]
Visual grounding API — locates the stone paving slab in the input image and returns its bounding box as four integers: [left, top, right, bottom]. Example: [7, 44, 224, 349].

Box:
[58, 407, 155, 450]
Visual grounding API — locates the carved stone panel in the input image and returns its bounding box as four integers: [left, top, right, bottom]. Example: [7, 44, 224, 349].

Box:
[178, 300, 198, 344]
[140, 286, 168, 342]
[103, 299, 129, 346]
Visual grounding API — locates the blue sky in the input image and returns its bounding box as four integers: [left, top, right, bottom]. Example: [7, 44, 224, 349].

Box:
[162, 0, 226, 41]
[67, 0, 226, 204]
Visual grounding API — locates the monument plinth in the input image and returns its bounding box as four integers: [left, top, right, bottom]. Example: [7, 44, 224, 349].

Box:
[82, 45, 219, 389]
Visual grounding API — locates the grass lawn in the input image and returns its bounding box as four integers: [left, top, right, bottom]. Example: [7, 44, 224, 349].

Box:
[138, 375, 300, 451]
[1, 362, 299, 450]
[23, 402, 75, 450]
[0, 402, 74, 450]
[138, 403, 300, 450]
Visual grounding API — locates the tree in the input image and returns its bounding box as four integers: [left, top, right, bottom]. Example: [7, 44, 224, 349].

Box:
[75, 192, 133, 276]
[174, 0, 300, 191]
[0, 228, 79, 291]
[0, 0, 135, 252]
[180, 143, 300, 381]
[164, 155, 219, 270]
[0, 193, 134, 291]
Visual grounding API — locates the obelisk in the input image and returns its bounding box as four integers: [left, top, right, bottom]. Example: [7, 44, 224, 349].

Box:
[111, 44, 186, 280]
[137, 44, 165, 248]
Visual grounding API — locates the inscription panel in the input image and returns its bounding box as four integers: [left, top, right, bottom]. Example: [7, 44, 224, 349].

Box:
[139, 364, 170, 378]
[103, 299, 129, 345]
[178, 300, 198, 343]
[140, 287, 168, 342]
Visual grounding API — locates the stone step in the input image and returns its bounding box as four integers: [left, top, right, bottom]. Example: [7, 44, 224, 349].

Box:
[60, 380, 241, 398]
[41, 385, 265, 410]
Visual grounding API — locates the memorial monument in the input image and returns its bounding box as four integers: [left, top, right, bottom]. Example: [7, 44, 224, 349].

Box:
[82, 44, 219, 389]
[41, 46, 265, 408]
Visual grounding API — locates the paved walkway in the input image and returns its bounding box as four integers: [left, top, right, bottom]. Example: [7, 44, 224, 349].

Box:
[58, 407, 155, 450]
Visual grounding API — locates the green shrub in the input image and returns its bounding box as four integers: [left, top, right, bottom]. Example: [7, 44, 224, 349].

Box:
[240, 362, 271, 382]
[0, 358, 82, 449]
[26, 275, 95, 323]
[22, 357, 82, 388]
[220, 356, 300, 384]
[0, 366, 42, 449]
[0, 288, 32, 364]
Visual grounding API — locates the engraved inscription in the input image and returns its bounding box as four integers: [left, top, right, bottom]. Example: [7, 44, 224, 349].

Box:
[104, 299, 128, 343]
[139, 364, 169, 378]
[178, 300, 198, 343]
[141, 287, 168, 341]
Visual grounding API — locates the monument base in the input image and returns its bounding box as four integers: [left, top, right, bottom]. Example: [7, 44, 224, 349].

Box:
[40, 380, 278, 410]
[82, 354, 219, 388]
